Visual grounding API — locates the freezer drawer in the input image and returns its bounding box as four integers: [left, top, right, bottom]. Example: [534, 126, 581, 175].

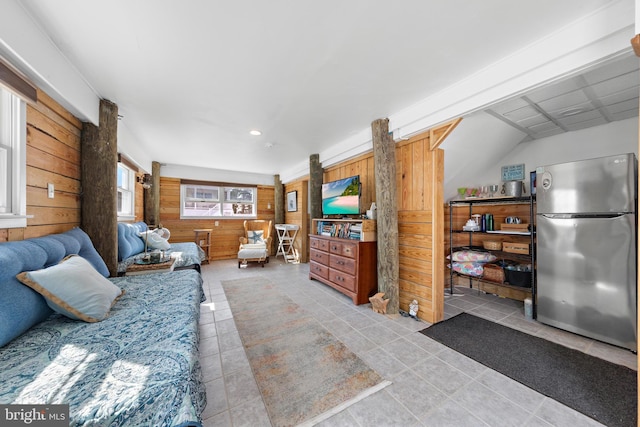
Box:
[536, 214, 637, 350]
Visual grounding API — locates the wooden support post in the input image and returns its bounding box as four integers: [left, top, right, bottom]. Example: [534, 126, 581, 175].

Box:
[144, 161, 161, 226]
[371, 118, 399, 315]
[309, 154, 323, 220]
[81, 99, 118, 276]
[274, 174, 284, 225]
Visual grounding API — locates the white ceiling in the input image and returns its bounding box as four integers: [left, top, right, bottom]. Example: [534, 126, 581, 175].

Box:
[14, 0, 635, 177]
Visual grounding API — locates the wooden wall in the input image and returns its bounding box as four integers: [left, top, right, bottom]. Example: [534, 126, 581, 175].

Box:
[395, 135, 444, 323]
[157, 176, 275, 261]
[0, 89, 83, 242]
[283, 178, 309, 263]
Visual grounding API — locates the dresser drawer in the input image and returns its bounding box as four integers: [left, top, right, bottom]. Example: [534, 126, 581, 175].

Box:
[310, 237, 330, 251]
[329, 268, 356, 292]
[329, 241, 357, 259]
[310, 261, 329, 279]
[329, 254, 356, 275]
[310, 249, 329, 265]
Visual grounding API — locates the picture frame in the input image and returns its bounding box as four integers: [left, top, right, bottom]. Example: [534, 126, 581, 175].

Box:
[287, 191, 297, 212]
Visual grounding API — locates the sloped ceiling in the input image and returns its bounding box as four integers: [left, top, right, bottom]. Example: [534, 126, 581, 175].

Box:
[440, 51, 639, 199]
[10, 0, 630, 178]
[485, 54, 639, 140]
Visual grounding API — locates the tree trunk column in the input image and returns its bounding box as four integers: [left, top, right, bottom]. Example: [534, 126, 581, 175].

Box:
[145, 161, 161, 226]
[371, 118, 399, 314]
[81, 99, 118, 276]
[309, 154, 322, 220]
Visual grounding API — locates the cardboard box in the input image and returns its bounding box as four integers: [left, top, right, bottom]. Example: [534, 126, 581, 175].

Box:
[503, 241, 530, 254]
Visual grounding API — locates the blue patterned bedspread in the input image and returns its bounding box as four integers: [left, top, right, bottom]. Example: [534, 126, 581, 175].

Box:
[0, 269, 206, 427]
[117, 242, 206, 275]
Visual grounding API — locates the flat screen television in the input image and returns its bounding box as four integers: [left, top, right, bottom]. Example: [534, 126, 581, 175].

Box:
[322, 175, 361, 216]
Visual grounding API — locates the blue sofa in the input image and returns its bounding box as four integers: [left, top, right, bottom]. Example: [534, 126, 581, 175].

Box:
[117, 222, 205, 275]
[0, 227, 206, 426]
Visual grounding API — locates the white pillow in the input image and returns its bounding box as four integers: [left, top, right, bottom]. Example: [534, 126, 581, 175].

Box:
[247, 230, 265, 244]
[139, 230, 170, 250]
[17, 255, 124, 322]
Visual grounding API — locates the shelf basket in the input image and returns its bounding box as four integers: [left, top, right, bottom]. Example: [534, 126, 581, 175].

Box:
[482, 263, 504, 283]
[483, 240, 502, 251]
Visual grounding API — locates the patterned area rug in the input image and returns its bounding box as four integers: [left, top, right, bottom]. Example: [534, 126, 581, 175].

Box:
[221, 276, 389, 427]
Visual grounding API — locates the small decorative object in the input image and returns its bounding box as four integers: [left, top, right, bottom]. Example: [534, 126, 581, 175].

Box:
[369, 292, 389, 314]
[409, 300, 419, 317]
[366, 202, 377, 219]
[287, 191, 297, 212]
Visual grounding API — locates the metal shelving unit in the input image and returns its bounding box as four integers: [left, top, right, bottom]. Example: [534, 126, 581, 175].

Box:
[448, 195, 536, 315]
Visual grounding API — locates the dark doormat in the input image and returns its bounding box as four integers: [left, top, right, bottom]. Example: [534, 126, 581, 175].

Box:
[420, 312, 637, 427]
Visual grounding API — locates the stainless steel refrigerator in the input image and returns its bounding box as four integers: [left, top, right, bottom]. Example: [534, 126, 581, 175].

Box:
[536, 153, 637, 351]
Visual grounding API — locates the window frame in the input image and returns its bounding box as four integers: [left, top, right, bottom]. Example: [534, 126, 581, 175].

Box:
[0, 87, 27, 229]
[180, 182, 257, 219]
[117, 162, 136, 221]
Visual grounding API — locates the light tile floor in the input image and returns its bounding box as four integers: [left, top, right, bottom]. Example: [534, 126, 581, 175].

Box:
[198, 259, 637, 427]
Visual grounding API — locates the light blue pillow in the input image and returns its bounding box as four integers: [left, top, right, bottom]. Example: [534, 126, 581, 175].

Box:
[247, 230, 265, 244]
[17, 255, 124, 322]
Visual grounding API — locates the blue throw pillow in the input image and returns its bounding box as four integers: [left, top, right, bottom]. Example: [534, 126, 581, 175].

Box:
[17, 255, 124, 322]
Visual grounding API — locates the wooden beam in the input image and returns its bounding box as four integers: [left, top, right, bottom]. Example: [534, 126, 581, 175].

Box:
[0, 58, 37, 103]
[81, 99, 118, 276]
[145, 161, 161, 226]
[429, 117, 463, 151]
[372, 118, 399, 314]
[274, 174, 284, 225]
[309, 154, 323, 220]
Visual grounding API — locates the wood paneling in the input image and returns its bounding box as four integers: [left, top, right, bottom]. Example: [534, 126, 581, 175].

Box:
[158, 177, 276, 261]
[1, 88, 83, 240]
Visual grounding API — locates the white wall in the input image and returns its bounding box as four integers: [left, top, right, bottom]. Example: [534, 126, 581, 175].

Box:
[445, 116, 638, 200]
[161, 163, 274, 186]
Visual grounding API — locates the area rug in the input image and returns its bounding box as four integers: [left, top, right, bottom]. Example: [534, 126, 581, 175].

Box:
[221, 276, 389, 427]
[420, 312, 637, 427]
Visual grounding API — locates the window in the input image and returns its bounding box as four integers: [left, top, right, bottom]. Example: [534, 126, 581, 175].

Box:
[180, 183, 256, 218]
[0, 87, 27, 228]
[117, 163, 135, 220]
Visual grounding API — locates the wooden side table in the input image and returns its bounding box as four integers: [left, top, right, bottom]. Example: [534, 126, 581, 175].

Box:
[194, 229, 212, 264]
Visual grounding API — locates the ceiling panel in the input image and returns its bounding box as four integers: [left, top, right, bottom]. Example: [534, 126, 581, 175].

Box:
[484, 53, 639, 140]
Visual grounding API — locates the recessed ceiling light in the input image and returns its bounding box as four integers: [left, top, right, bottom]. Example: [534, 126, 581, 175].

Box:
[250, 130, 262, 136]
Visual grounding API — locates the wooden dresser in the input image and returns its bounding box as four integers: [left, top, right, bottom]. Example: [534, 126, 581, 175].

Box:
[309, 234, 377, 305]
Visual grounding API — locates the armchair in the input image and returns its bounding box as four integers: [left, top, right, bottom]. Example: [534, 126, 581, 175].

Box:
[238, 220, 273, 268]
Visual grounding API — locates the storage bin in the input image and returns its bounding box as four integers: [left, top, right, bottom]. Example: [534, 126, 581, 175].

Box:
[505, 268, 533, 287]
[483, 240, 502, 250]
[503, 241, 530, 254]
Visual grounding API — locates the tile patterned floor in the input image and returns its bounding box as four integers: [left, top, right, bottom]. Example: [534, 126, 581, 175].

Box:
[198, 259, 637, 427]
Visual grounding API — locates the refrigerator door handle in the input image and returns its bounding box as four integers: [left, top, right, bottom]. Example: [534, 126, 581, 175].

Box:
[541, 213, 626, 219]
